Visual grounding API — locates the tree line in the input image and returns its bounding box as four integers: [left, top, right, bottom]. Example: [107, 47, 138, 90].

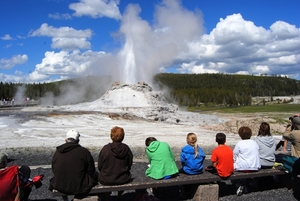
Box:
[1, 74, 300, 107]
[154, 73, 300, 107]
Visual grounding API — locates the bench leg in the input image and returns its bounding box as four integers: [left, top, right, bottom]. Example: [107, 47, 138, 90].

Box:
[193, 183, 219, 201]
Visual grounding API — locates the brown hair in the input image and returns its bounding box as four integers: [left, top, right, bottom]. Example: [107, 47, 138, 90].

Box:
[258, 122, 271, 136]
[145, 137, 157, 147]
[110, 126, 124, 142]
[216, 133, 226, 144]
[238, 126, 252, 140]
[187, 133, 199, 158]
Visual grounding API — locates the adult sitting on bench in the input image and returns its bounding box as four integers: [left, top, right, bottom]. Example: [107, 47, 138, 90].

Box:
[49, 129, 98, 201]
[98, 126, 133, 201]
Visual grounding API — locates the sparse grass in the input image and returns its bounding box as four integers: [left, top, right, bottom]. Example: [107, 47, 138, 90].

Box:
[188, 104, 300, 113]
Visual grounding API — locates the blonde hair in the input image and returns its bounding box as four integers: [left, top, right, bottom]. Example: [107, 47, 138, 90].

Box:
[187, 133, 198, 158]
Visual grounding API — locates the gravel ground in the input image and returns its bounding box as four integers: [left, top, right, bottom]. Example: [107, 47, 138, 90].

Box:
[5, 149, 300, 201]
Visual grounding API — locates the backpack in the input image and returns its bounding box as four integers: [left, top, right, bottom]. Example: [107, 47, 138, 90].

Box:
[0, 165, 20, 201]
[275, 154, 298, 174]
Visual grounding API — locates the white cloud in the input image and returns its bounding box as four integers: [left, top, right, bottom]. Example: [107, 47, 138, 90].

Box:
[29, 23, 92, 50]
[4, 44, 12, 48]
[0, 55, 28, 69]
[30, 23, 92, 38]
[178, 13, 300, 79]
[51, 38, 90, 50]
[69, 0, 121, 19]
[29, 50, 118, 82]
[178, 62, 219, 74]
[48, 13, 72, 20]
[27, 71, 50, 82]
[1, 34, 13, 40]
[17, 35, 26, 39]
[2, 1, 300, 84]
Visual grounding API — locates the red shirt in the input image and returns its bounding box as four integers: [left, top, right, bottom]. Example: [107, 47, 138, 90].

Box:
[211, 145, 234, 177]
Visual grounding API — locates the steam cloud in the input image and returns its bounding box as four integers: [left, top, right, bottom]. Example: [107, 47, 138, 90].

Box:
[20, 0, 204, 105]
[117, 1, 203, 84]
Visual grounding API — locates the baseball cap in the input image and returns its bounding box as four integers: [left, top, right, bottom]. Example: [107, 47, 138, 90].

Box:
[292, 116, 300, 126]
[66, 129, 80, 140]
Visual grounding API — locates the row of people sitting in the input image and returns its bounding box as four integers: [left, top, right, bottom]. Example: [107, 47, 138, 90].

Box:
[1, 115, 299, 200]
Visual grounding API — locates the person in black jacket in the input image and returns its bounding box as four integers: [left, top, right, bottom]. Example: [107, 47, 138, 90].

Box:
[49, 129, 98, 201]
[98, 126, 133, 201]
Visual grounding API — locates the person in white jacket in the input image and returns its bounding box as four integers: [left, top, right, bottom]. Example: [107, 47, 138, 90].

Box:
[234, 126, 261, 196]
[234, 126, 261, 171]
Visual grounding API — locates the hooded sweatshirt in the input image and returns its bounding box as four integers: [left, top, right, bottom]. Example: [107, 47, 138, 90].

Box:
[145, 141, 178, 180]
[98, 142, 133, 185]
[50, 142, 97, 195]
[254, 135, 276, 167]
[180, 144, 206, 174]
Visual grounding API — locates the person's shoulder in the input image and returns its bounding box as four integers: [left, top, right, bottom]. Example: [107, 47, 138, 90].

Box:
[77, 145, 93, 154]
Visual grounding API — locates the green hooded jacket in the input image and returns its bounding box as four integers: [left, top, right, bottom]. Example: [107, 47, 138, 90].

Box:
[145, 141, 178, 179]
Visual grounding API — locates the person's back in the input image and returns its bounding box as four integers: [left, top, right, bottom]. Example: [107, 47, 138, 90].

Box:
[211, 133, 234, 178]
[234, 127, 260, 171]
[283, 115, 300, 157]
[145, 137, 178, 180]
[180, 133, 206, 175]
[49, 129, 97, 196]
[98, 126, 133, 185]
[255, 122, 276, 168]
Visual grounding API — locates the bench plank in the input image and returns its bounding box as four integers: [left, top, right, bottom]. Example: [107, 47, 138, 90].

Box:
[52, 168, 286, 196]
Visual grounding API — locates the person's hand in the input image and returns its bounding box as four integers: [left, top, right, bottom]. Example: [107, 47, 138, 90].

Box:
[33, 174, 44, 182]
[33, 175, 44, 189]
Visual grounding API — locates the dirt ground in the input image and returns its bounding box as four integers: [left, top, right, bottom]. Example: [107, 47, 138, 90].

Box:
[201, 112, 294, 136]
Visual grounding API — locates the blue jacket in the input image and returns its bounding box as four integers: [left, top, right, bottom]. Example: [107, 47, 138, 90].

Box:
[180, 144, 206, 174]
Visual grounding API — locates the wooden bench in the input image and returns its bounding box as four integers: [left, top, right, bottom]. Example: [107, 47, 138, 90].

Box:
[52, 168, 287, 200]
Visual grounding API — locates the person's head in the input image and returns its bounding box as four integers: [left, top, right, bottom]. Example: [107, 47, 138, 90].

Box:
[215, 133, 226, 144]
[186, 133, 197, 146]
[111, 126, 125, 142]
[145, 137, 157, 147]
[238, 126, 252, 140]
[0, 152, 8, 168]
[66, 129, 80, 143]
[291, 116, 300, 130]
[258, 122, 271, 136]
[186, 133, 199, 158]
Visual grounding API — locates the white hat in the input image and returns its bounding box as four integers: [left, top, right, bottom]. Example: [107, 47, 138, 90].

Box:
[66, 129, 80, 140]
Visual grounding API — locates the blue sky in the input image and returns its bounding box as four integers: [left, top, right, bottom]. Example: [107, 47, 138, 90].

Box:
[1, 0, 300, 84]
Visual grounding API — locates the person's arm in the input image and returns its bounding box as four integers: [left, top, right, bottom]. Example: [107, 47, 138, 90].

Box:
[180, 149, 186, 164]
[283, 139, 288, 152]
[283, 125, 293, 141]
[233, 144, 239, 162]
[86, 151, 96, 177]
[168, 144, 176, 161]
[98, 150, 104, 172]
[127, 147, 133, 170]
[19, 171, 33, 187]
[211, 150, 217, 167]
